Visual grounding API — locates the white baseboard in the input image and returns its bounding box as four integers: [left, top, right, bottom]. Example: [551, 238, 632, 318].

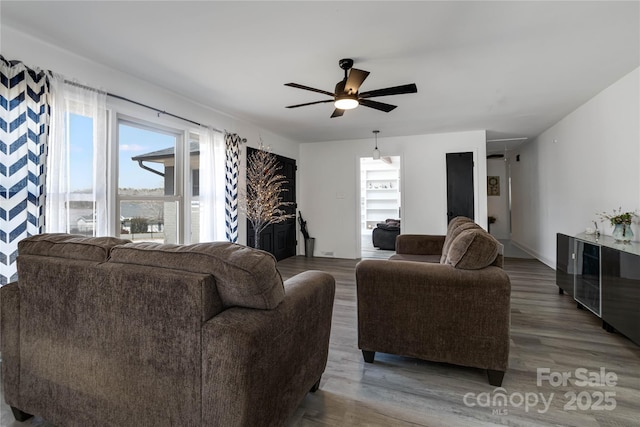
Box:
[510, 240, 555, 269]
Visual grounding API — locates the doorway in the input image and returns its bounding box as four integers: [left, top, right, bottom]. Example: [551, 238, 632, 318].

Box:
[446, 152, 474, 223]
[359, 156, 401, 259]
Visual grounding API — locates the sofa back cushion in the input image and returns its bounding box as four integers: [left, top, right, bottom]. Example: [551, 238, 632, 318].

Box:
[440, 218, 480, 263]
[108, 242, 285, 310]
[444, 228, 500, 270]
[16, 251, 214, 427]
[18, 233, 131, 261]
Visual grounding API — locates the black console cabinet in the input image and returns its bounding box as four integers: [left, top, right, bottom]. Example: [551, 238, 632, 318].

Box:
[556, 233, 640, 346]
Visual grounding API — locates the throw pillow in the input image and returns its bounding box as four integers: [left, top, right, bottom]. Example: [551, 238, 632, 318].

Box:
[440, 219, 480, 263]
[445, 228, 499, 270]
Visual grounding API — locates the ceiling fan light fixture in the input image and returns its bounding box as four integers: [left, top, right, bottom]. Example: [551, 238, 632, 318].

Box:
[284, 58, 417, 117]
[334, 96, 359, 110]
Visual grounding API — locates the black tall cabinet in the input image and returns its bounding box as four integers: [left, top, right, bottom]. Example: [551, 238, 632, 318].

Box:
[246, 147, 297, 261]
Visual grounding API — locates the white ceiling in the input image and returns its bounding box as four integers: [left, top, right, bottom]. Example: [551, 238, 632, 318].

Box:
[2, 1, 639, 154]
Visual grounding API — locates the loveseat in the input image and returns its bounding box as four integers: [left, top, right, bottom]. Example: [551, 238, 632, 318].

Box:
[1, 233, 336, 426]
[356, 217, 511, 386]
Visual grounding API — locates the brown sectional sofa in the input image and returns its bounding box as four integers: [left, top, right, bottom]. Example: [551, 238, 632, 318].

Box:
[356, 217, 511, 386]
[1, 233, 336, 426]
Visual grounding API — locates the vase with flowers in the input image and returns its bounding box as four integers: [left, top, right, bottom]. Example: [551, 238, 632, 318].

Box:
[597, 208, 638, 243]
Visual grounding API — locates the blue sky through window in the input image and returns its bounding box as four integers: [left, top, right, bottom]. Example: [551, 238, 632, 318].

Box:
[68, 115, 176, 191]
[118, 123, 175, 190]
[69, 113, 93, 191]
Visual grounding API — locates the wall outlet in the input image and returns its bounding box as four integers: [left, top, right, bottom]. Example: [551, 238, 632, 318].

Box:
[322, 251, 334, 256]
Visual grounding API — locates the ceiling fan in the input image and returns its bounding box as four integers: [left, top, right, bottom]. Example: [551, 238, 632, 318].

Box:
[285, 58, 417, 118]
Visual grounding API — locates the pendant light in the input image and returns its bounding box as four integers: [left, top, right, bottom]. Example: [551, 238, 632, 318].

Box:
[372, 130, 380, 159]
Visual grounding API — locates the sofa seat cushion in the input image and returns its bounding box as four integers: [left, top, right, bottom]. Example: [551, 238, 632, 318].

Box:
[444, 229, 500, 270]
[108, 242, 284, 310]
[18, 233, 131, 262]
[389, 253, 442, 263]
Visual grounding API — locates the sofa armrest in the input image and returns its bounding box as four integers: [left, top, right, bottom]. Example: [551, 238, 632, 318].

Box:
[356, 260, 510, 371]
[395, 234, 446, 255]
[0, 282, 20, 406]
[201, 270, 335, 427]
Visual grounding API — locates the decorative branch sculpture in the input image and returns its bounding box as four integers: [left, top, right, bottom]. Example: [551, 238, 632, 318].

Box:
[240, 145, 294, 249]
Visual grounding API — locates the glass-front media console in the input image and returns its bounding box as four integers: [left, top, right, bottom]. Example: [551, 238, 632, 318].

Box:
[556, 233, 640, 346]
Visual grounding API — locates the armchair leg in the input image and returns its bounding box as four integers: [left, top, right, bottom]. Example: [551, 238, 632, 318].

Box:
[11, 406, 33, 422]
[310, 377, 321, 393]
[487, 370, 505, 387]
[362, 350, 376, 363]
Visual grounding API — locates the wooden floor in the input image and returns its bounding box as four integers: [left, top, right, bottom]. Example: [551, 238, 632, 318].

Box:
[2, 256, 639, 426]
[280, 256, 640, 427]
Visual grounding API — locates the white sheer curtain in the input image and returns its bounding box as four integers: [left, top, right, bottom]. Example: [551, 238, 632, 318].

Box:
[199, 128, 226, 241]
[46, 75, 107, 235]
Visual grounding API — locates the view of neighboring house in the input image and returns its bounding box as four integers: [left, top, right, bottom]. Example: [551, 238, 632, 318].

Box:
[75, 215, 94, 234]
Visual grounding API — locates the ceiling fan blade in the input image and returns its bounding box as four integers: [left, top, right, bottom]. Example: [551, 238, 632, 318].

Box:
[286, 99, 334, 109]
[344, 68, 370, 94]
[359, 99, 397, 113]
[330, 108, 345, 118]
[359, 83, 417, 99]
[284, 82, 334, 97]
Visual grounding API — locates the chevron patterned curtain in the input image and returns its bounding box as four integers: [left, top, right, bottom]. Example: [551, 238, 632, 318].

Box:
[0, 57, 50, 285]
[224, 132, 242, 243]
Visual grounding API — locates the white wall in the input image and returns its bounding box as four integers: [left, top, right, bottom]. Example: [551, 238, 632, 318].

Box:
[3, 25, 301, 246]
[510, 67, 640, 267]
[487, 159, 510, 239]
[299, 130, 487, 259]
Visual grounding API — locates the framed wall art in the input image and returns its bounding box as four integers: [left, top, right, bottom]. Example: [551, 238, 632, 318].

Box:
[488, 176, 500, 196]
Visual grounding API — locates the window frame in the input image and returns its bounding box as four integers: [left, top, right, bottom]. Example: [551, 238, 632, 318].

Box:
[109, 110, 199, 244]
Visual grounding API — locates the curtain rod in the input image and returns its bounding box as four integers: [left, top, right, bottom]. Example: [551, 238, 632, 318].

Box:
[63, 79, 223, 134]
[2, 56, 227, 136]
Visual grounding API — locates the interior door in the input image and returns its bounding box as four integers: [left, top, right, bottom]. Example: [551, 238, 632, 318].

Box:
[446, 152, 474, 223]
[246, 147, 297, 260]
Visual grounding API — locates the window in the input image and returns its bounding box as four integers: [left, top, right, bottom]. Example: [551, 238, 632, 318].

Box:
[46, 80, 108, 236]
[48, 80, 223, 243]
[188, 133, 202, 243]
[67, 113, 96, 235]
[116, 120, 185, 244]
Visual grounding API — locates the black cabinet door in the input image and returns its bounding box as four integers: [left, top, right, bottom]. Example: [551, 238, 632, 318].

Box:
[601, 247, 640, 345]
[574, 240, 601, 316]
[556, 233, 575, 296]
